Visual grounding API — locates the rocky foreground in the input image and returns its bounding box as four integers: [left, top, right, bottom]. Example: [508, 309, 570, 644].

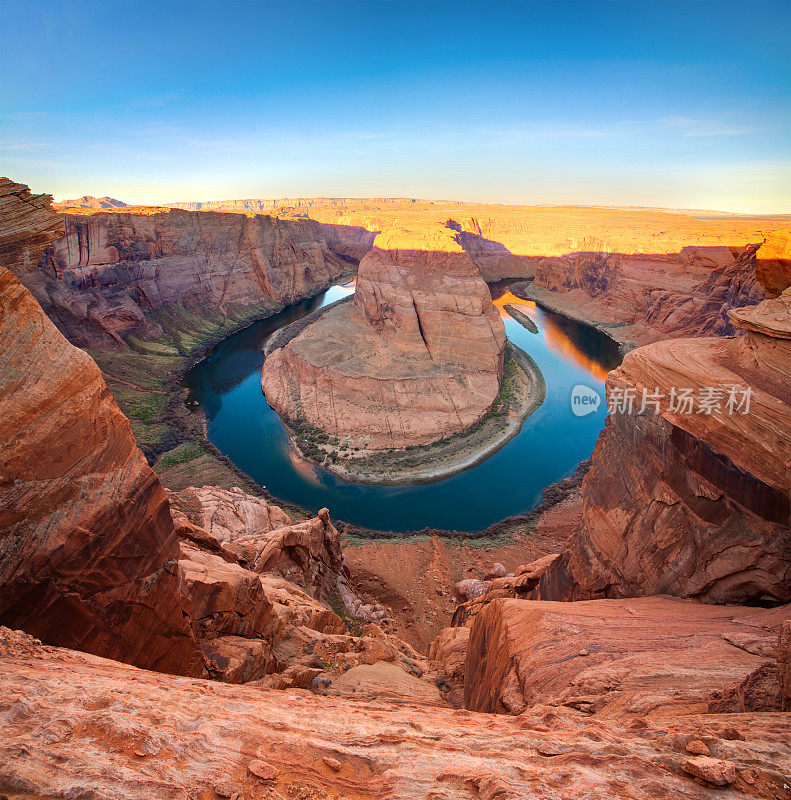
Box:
[3, 624, 791, 800]
[261, 228, 509, 458]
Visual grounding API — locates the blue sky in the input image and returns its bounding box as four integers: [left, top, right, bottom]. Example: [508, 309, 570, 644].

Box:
[2, 0, 789, 211]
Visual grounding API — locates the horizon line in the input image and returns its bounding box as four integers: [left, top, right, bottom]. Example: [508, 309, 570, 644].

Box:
[49, 191, 791, 218]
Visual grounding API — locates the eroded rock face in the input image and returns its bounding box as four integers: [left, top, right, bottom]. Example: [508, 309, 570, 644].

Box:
[169, 487, 345, 602]
[167, 485, 292, 543]
[0, 179, 64, 267]
[0, 186, 202, 675]
[3, 625, 790, 800]
[262, 231, 506, 450]
[527, 244, 768, 346]
[535, 291, 791, 606]
[461, 597, 789, 717]
[10, 207, 374, 348]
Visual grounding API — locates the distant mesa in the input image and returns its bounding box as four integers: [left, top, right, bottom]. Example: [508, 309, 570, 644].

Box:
[54, 195, 128, 210]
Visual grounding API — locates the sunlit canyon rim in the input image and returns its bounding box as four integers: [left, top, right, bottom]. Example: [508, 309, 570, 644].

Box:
[1, 178, 790, 800]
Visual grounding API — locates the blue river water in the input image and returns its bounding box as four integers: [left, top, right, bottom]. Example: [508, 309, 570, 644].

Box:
[183, 280, 621, 532]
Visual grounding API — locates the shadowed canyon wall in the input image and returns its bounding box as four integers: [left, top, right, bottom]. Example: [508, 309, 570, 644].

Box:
[534, 288, 791, 606]
[0, 180, 204, 674]
[10, 205, 375, 349]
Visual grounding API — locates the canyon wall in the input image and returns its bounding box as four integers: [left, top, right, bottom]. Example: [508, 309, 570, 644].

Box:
[0, 181, 421, 687]
[0, 181, 203, 675]
[521, 244, 768, 347]
[261, 230, 507, 451]
[33, 194, 791, 353]
[534, 289, 791, 606]
[10, 205, 375, 348]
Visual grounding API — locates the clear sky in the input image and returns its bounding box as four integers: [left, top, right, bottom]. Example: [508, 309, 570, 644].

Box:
[2, 0, 789, 212]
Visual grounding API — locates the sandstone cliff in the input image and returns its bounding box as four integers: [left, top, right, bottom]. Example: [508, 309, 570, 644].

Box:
[0, 179, 64, 267]
[431, 595, 789, 725]
[11, 206, 374, 349]
[262, 229, 507, 451]
[518, 244, 768, 348]
[4, 625, 791, 799]
[0, 185, 204, 675]
[532, 289, 790, 606]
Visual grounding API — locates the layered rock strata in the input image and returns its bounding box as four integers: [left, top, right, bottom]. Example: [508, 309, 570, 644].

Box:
[0, 180, 397, 684]
[3, 625, 791, 799]
[533, 290, 790, 605]
[0, 179, 65, 271]
[0, 187, 203, 675]
[454, 597, 789, 717]
[262, 230, 507, 452]
[517, 244, 768, 348]
[10, 203, 374, 348]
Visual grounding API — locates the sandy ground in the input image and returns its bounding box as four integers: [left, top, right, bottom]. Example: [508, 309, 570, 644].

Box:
[343, 495, 581, 651]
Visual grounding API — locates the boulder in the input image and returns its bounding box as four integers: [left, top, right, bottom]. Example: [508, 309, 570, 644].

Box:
[171, 487, 346, 603]
[168, 485, 292, 542]
[462, 597, 789, 716]
[201, 636, 281, 684]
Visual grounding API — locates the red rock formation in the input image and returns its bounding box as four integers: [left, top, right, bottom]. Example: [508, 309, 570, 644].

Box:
[0, 185, 203, 675]
[10, 207, 374, 348]
[522, 244, 768, 347]
[3, 625, 790, 799]
[0, 179, 64, 267]
[428, 626, 469, 683]
[780, 620, 791, 711]
[461, 597, 789, 717]
[177, 533, 432, 688]
[169, 487, 346, 602]
[167, 485, 292, 542]
[710, 662, 783, 714]
[262, 230, 507, 450]
[534, 289, 790, 606]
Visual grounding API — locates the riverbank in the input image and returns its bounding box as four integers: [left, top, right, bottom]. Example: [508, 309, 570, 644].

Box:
[510, 280, 636, 354]
[271, 340, 546, 486]
[88, 273, 355, 514]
